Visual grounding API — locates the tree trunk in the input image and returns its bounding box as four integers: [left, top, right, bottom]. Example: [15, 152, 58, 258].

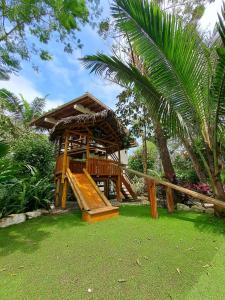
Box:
[206, 147, 225, 216]
[142, 123, 148, 174]
[181, 138, 207, 182]
[154, 122, 177, 184]
[212, 178, 225, 217]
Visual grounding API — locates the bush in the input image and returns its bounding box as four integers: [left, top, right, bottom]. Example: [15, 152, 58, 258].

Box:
[12, 132, 55, 176]
[173, 154, 198, 183]
[132, 176, 145, 195]
[0, 135, 55, 218]
[0, 165, 54, 218]
[128, 141, 158, 173]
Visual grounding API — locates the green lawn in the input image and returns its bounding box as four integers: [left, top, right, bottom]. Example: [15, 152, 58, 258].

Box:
[1, 206, 225, 300]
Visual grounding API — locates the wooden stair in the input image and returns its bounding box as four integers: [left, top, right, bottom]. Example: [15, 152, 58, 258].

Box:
[110, 153, 137, 201]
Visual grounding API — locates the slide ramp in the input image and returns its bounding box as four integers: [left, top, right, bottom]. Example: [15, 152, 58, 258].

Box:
[66, 168, 119, 223]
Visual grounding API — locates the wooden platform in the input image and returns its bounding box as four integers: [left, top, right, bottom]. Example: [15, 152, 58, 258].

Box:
[82, 207, 119, 223]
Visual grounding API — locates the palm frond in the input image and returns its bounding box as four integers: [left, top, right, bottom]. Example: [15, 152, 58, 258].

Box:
[31, 97, 46, 117]
[82, 53, 189, 137]
[210, 1, 225, 140]
[111, 0, 209, 139]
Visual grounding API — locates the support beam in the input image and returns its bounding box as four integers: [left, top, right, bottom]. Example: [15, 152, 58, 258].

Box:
[61, 178, 68, 209]
[44, 117, 57, 124]
[86, 135, 90, 170]
[55, 177, 61, 207]
[61, 133, 69, 183]
[74, 104, 95, 115]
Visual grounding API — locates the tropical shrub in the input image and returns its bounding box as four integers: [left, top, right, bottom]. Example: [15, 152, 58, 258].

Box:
[173, 155, 198, 183]
[132, 176, 145, 195]
[12, 132, 55, 176]
[0, 137, 55, 218]
[128, 141, 158, 173]
[0, 166, 54, 218]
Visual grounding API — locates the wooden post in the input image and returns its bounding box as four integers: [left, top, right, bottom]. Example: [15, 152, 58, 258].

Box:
[55, 177, 61, 207]
[104, 178, 109, 198]
[61, 133, 69, 183]
[166, 186, 174, 213]
[86, 135, 90, 171]
[117, 147, 122, 201]
[148, 179, 158, 219]
[61, 178, 68, 209]
[116, 178, 122, 202]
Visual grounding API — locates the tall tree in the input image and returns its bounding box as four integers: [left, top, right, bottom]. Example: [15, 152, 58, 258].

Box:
[116, 88, 177, 182]
[82, 1, 225, 205]
[0, 88, 46, 139]
[0, 0, 101, 79]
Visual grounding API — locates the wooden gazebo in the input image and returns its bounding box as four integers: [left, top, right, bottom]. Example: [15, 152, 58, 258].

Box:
[31, 93, 136, 222]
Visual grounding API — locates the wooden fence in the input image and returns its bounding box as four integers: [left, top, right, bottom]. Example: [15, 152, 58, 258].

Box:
[123, 168, 225, 218]
[87, 158, 120, 176]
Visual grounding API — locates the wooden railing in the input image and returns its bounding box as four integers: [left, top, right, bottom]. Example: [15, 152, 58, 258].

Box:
[87, 158, 120, 176]
[123, 168, 225, 219]
[55, 154, 64, 174]
[69, 160, 86, 173]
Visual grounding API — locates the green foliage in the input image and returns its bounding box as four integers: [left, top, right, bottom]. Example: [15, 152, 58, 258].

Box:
[0, 137, 55, 218]
[128, 141, 158, 173]
[0, 0, 101, 77]
[12, 133, 55, 177]
[0, 141, 9, 158]
[131, 175, 145, 195]
[0, 88, 46, 139]
[173, 154, 198, 183]
[0, 133, 55, 218]
[82, 0, 225, 198]
[0, 167, 54, 218]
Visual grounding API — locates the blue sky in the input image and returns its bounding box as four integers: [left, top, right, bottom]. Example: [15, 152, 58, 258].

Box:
[0, 0, 223, 112]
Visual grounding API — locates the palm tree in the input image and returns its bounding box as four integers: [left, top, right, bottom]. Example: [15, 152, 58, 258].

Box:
[82, 0, 225, 203]
[0, 88, 46, 139]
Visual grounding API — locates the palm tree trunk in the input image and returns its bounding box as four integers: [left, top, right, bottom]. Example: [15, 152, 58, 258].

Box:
[212, 178, 225, 217]
[205, 146, 225, 216]
[181, 138, 207, 182]
[154, 122, 177, 184]
[142, 124, 148, 174]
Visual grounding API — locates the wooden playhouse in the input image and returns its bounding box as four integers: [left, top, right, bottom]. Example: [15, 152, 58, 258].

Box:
[31, 93, 136, 223]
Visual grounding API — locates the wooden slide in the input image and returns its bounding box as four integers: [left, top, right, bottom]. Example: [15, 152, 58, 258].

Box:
[66, 168, 119, 223]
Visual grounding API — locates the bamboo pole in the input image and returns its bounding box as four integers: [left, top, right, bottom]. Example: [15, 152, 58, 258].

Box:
[117, 147, 122, 202]
[55, 177, 61, 207]
[86, 135, 90, 171]
[61, 132, 69, 183]
[61, 178, 68, 209]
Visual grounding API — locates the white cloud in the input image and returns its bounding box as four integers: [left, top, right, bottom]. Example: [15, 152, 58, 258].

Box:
[0, 74, 43, 100]
[200, 0, 223, 32]
[0, 74, 63, 110]
[80, 76, 123, 109]
[47, 59, 73, 87]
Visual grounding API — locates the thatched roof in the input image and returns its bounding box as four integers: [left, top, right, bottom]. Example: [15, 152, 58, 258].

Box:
[50, 110, 134, 152]
[30, 93, 110, 129]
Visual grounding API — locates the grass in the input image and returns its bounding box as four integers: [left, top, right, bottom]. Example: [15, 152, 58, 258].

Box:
[0, 206, 225, 300]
